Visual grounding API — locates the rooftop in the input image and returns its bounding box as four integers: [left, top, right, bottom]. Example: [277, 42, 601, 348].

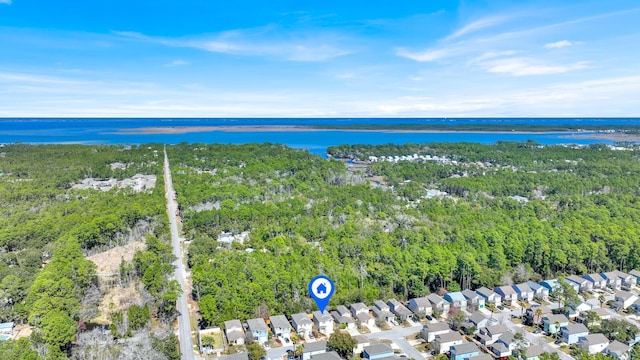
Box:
[311, 351, 341, 360]
[303, 341, 328, 353]
[247, 318, 268, 332]
[451, 342, 479, 354]
[363, 343, 394, 356]
[269, 315, 291, 330]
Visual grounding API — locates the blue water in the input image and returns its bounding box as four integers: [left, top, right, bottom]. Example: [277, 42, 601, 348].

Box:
[1, 118, 638, 156]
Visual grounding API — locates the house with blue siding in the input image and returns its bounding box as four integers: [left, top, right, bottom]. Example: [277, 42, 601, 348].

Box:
[450, 342, 479, 360]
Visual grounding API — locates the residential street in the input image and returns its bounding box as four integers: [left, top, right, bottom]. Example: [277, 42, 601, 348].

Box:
[164, 147, 196, 360]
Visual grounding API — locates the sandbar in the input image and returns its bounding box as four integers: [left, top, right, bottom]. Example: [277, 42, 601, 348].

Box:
[109, 125, 562, 135]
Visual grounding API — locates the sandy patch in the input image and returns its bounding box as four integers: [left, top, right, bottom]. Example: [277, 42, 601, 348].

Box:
[87, 241, 145, 274]
[93, 283, 142, 324]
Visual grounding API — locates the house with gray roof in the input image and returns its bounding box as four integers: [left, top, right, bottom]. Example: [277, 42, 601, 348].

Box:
[336, 305, 352, 318]
[524, 346, 545, 360]
[467, 312, 489, 330]
[269, 315, 292, 339]
[371, 306, 394, 322]
[247, 318, 269, 344]
[311, 352, 341, 360]
[302, 341, 327, 360]
[561, 323, 589, 344]
[527, 281, 549, 300]
[629, 270, 640, 283]
[224, 319, 245, 345]
[462, 289, 485, 310]
[422, 322, 451, 342]
[476, 324, 508, 345]
[363, 343, 394, 360]
[494, 286, 517, 306]
[434, 331, 464, 354]
[566, 275, 592, 292]
[312, 311, 334, 336]
[513, 283, 534, 302]
[407, 296, 432, 316]
[387, 299, 412, 320]
[291, 312, 313, 337]
[374, 300, 390, 312]
[604, 340, 630, 360]
[583, 273, 607, 289]
[351, 303, 370, 317]
[542, 314, 569, 334]
[476, 287, 501, 306]
[578, 333, 609, 354]
[427, 293, 451, 316]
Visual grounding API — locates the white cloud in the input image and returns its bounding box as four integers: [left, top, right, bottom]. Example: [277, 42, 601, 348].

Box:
[164, 60, 189, 67]
[113, 28, 354, 62]
[396, 48, 453, 62]
[468, 50, 519, 64]
[0, 0, 12, 4]
[481, 58, 589, 76]
[545, 40, 575, 48]
[446, 16, 508, 40]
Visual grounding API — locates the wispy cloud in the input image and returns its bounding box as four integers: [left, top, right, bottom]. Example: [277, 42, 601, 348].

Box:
[0, 0, 12, 5]
[164, 59, 189, 67]
[446, 16, 508, 40]
[545, 40, 582, 48]
[480, 58, 589, 76]
[396, 48, 455, 62]
[113, 27, 355, 62]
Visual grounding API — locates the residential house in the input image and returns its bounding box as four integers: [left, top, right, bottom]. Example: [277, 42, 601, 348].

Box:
[540, 279, 560, 294]
[444, 292, 467, 309]
[388, 299, 413, 321]
[330, 311, 355, 330]
[513, 283, 534, 302]
[578, 308, 612, 327]
[583, 273, 607, 289]
[614, 290, 638, 309]
[566, 275, 592, 293]
[408, 297, 433, 316]
[351, 303, 369, 317]
[422, 322, 451, 342]
[291, 313, 313, 337]
[476, 324, 508, 346]
[490, 341, 511, 360]
[578, 334, 610, 354]
[224, 320, 245, 345]
[269, 315, 292, 339]
[542, 314, 569, 334]
[628, 270, 640, 284]
[613, 270, 637, 287]
[633, 299, 640, 313]
[467, 312, 489, 331]
[302, 341, 328, 360]
[0, 322, 14, 335]
[527, 281, 550, 300]
[450, 342, 480, 360]
[561, 323, 589, 344]
[525, 306, 551, 327]
[355, 312, 375, 328]
[495, 332, 518, 352]
[476, 287, 501, 306]
[336, 305, 352, 318]
[311, 352, 341, 360]
[462, 289, 485, 310]
[373, 300, 390, 312]
[363, 343, 394, 360]
[494, 286, 518, 306]
[604, 340, 630, 360]
[371, 306, 394, 323]
[247, 318, 269, 344]
[601, 272, 623, 289]
[312, 311, 334, 336]
[427, 293, 451, 316]
[353, 335, 371, 355]
[524, 346, 545, 360]
[434, 331, 464, 354]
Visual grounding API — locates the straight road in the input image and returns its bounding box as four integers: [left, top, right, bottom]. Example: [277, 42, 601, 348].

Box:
[164, 147, 195, 360]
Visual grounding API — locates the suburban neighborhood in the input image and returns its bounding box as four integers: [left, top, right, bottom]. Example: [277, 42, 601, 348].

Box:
[202, 270, 640, 360]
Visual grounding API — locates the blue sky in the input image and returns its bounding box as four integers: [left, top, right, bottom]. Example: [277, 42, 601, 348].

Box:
[1, 0, 639, 117]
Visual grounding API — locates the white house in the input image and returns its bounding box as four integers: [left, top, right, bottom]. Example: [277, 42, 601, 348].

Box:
[566, 275, 592, 293]
[312, 311, 334, 336]
[291, 313, 313, 337]
[513, 283, 534, 302]
[427, 293, 451, 316]
[224, 319, 245, 345]
[614, 290, 638, 309]
[422, 322, 452, 342]
[476, 287, 501, 306]
[494, 286, 518, 306]
[578, 334, 610, 354]
[461, 289, 485, 310]
[269, 315, 292, 339]
[604, 340, 630, 360]
[407, 296, 433, 316]
[527, 281, 550, 300]
[302, 341, 327, 360]
[583, 273, 607, 289]
[434, 331, 464, 354]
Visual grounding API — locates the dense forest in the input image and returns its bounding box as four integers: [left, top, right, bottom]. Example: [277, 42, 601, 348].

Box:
[168, 142, 640, 327]
[0, 144, 178, 359]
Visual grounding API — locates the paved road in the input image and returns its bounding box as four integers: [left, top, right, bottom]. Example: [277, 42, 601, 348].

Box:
[164, 147, 196, 360]
[494, 313, 573, 360]
[366, 325, 424, 359]
[266, 342, 295, 360]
